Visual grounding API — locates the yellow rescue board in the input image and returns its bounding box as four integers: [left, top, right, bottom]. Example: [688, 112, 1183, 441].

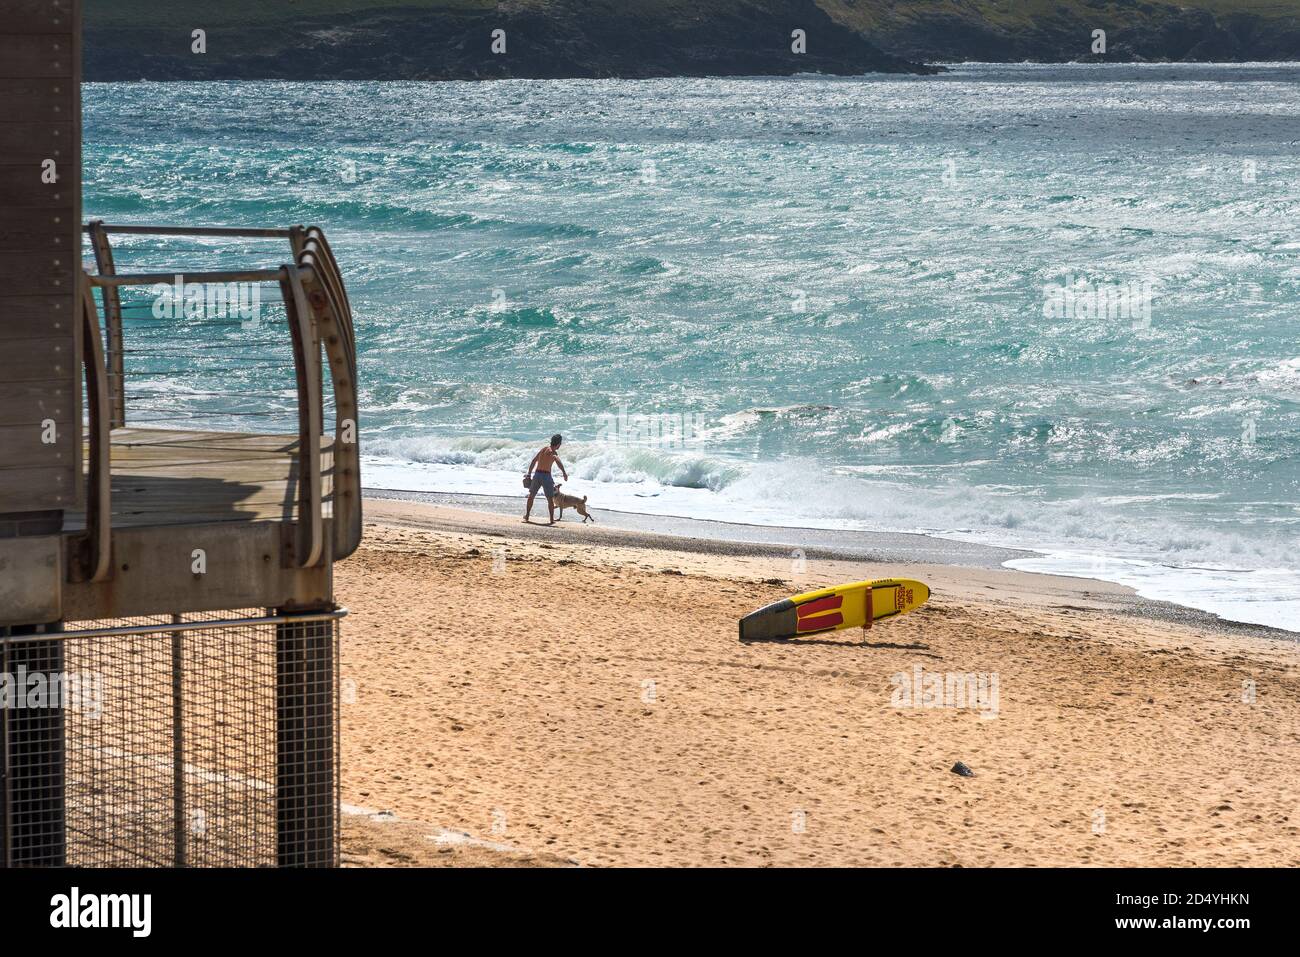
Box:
[739, 578, 930, 642]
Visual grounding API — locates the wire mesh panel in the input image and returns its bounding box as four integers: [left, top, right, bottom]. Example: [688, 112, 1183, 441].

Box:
[180, 619, 280, 868]
[275, 615, 338, 868]
[0, 627, 66, 867]
[0, 611, 340, 868]
[64, 623, 175, 866]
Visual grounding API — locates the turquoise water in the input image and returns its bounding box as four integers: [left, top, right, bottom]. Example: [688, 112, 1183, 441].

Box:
[84, 64, 1300, 629]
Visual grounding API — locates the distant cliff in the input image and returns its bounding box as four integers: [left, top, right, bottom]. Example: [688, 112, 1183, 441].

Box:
[820, 0, 1300, 64]
[83, 0, 937, 79]
[83, 0, 1300, 81]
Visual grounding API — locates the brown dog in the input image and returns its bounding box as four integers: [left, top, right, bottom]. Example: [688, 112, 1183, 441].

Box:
[551, 483, 595, 523]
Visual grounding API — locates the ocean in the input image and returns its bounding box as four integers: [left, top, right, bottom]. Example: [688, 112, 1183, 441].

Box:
[84, 63, 1300, 630]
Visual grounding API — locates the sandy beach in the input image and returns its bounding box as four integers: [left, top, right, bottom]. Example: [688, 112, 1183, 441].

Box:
[336, 497, 1300, 867]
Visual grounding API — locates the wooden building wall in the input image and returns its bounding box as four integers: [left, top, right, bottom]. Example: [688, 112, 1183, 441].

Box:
[0, 0, 82, 519]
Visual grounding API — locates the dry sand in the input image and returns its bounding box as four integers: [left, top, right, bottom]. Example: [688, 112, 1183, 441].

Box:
[337, 499, 1300, 867]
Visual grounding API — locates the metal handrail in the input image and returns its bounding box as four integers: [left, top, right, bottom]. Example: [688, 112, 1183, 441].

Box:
[82, 224, 298, 239]
[297, 228, 362, 560]
[78, 223, 361, 570]
[86, 222, 125, 429]
[76, 283, 112, 584]
[283, 262, 324, 569]
[87, 269, 289, 287]
[1, 608, 348, 644]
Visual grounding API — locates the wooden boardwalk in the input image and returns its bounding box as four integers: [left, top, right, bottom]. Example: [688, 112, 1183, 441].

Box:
[65, 428, 334, 530]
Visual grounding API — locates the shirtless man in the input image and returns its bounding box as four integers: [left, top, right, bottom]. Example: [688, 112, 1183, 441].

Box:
[524, 433, 569, 524]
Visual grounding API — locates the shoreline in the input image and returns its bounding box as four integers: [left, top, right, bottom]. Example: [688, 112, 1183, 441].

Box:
[363, 488, 1298, 641]
[338, 497, 1300, 866]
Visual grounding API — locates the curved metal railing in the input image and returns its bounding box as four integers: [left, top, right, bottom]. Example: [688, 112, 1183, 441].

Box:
[78, 223, 361, 581]
[295, 228, 361, 560]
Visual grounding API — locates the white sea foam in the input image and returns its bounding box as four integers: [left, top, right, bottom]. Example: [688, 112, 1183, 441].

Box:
[363, 442, 1300, 632]
[1005, 554, 1300, 632]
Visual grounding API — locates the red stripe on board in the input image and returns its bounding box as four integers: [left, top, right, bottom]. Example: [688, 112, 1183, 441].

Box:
[797, 612, 843, 632]
[797, 594, 843, 618]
